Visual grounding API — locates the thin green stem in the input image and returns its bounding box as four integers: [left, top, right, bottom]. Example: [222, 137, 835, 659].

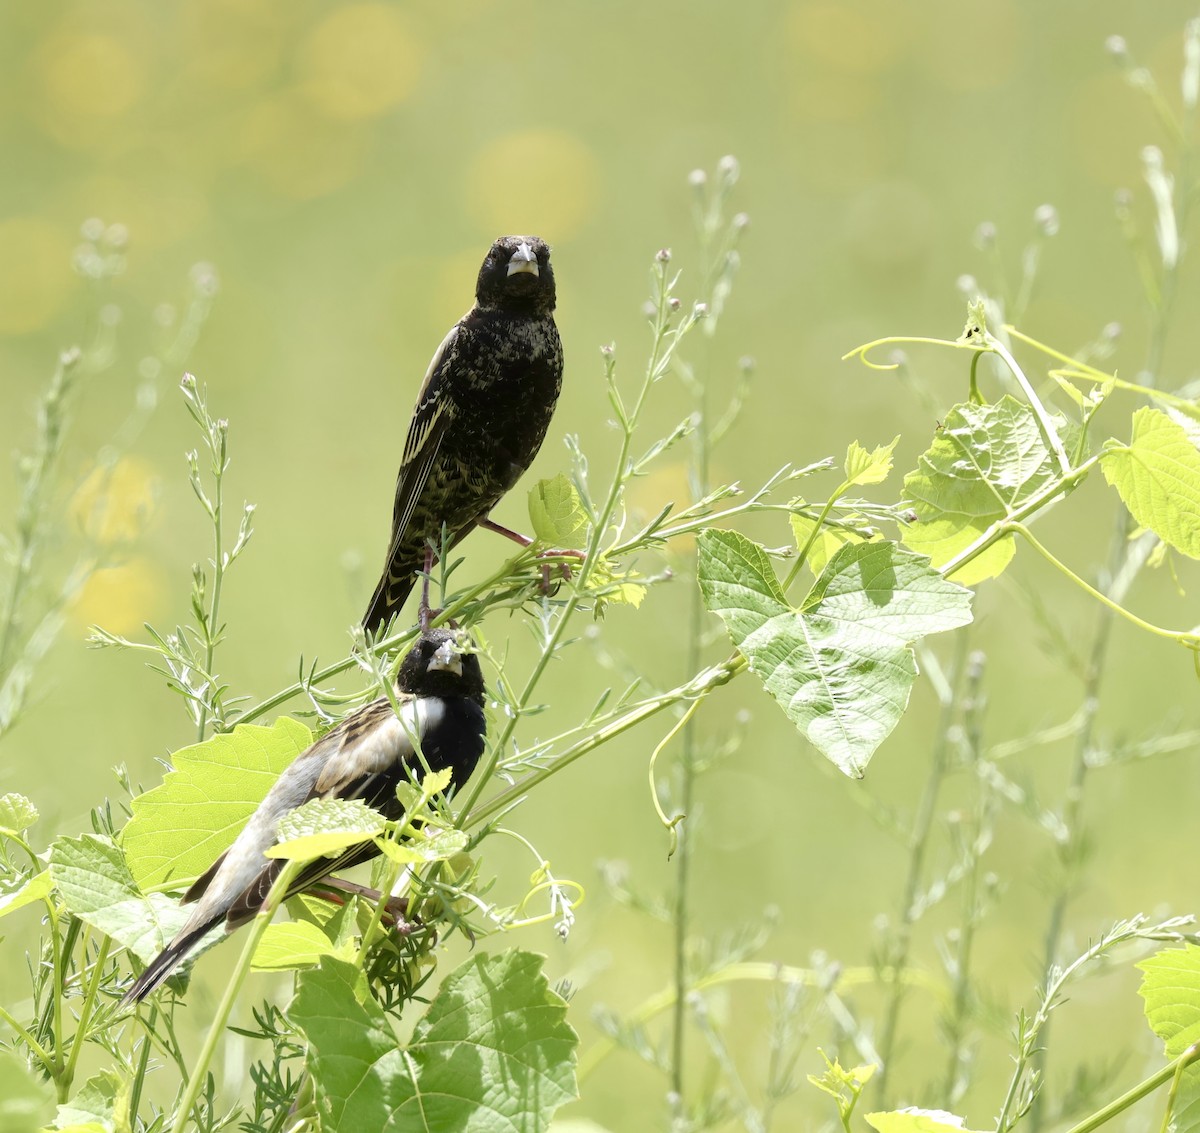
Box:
[60, 933, 112, 1098]
[579, 960, 947, 1082]
[465, 653, 745, 830]
[1012, 524, 1200, 647]
[0, 352, 79, 677]
[49, 908, 66, 1090]
[458, 266, 695, 826]
[936, 455, 1099, 579]
[875, 633, 968, 1105]
[1060, 1044, 1200, 1133]
[0, 1004, 56, 1077]
[170, 858, 302, 1133]
[126, 1002, 158, 1133]
[782, 486, 846, 592]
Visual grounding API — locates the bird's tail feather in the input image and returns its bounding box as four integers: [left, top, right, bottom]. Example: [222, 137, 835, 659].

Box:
[362, 571, 415, 635]
[121, 917, 223, 1005]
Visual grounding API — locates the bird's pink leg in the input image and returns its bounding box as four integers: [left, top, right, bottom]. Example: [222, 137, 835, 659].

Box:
[315, 879, 416, 933]
[477, 516, 586, 590]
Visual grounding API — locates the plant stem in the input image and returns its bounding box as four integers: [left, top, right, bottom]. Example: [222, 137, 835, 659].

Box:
[465, 653, 745, 830]
[61, 932, 111, 1098]
[1060, 1044, 1200, 1133]
[170, 859, 302, 1133]
[875, 633, 968, 1105]
[0, 351, 80, 677]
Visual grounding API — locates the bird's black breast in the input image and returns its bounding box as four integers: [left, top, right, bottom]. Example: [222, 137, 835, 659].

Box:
[434, 308, 563, 524]
[421, 696, 487, 787]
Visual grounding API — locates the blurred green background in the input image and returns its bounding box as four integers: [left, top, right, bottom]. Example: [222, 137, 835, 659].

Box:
[2, 1, 1199, 1127]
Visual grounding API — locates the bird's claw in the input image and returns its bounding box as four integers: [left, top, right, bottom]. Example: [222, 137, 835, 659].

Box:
[535, 548, 584, 594]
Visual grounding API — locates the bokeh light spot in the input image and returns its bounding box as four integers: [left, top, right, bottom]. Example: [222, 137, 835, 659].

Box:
[39, 33, 143, 117]
[299, 4, 421, 120]
[0, 219, 77, 336]
[466, 130, 598, 241]
[72, 557, 166, 635]
[789, 2, 910, 73]
[241, 90, 368, 199]
[71, 458, 160, 545]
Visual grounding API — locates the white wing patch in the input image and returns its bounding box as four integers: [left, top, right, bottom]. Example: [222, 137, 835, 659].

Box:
[315, 697, 446, 796]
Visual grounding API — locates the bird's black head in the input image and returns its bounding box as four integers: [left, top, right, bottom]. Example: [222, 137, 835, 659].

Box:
[396, 629, 486, 704]
[475, 235, 555, 317]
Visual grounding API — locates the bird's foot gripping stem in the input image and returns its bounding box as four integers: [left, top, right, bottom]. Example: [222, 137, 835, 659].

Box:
[477, 516, 586, 592]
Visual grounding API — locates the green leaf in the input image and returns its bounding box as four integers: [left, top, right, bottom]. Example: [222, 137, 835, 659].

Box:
[902, 396, 1062, 584]
[0, 869, 52, 920]
[586, 555, 647, 614]
[529, 473, 588, 547]
[1101, 406, 1200, 558]
[0, 1050, 54, 1133]
[289, 952, 578, 1132]
[54, 1070, 128, 1133]
[267, 798, 385, 860]
[866, 1109, 988, 1133]
[698, 530, 972, 777]
[807, 1050, 875, 1124]
[376, 827, 469, 865]
[122, 717, 313, 890]
[1138, 943, 1200, 1056]
[49, 835, 191, 962]
[252, 920, 345, 971]
[790, 514, 863, 578]
[0, 793, 38, 835]
[844, 436, 899, 486]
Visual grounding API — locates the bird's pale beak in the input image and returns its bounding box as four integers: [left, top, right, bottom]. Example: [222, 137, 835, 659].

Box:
[427, 639, 464, 677]
[506, 242, 539, 278]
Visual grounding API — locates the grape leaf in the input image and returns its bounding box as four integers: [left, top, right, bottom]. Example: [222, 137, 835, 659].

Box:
[698, 530, 972, 777]
[122, 717, 312, 889]
[289, 951, 578, 1132]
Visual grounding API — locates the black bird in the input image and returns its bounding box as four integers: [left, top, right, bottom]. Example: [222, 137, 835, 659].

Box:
[363, 234, 563, 635]
[123, 629, 486, 1003]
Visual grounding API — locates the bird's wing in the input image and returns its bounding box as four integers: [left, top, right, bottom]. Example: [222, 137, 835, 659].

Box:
[389, 325, 461, 556]
[222, 696, 426, 929]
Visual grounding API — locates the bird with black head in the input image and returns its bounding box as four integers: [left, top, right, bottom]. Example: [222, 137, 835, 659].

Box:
[123, 628, 486, 1003]
[363, 234, 564, 634]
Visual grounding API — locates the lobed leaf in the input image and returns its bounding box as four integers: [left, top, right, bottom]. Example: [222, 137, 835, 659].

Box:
[252, 920, 345, 971]
[902, 396, 1062, 584]
[122, 717, 312, 890]
[698, 530, 972, 777]
[0, 792, 38, 835]
[844, 435, 899, 486]
[1138, 943, 1200, 1056]
[267, 797, 385, 860]
[289, 951, 578, 1132]
[866, 1109, 988, 1133]
[49, 834, 191, 962]
[529, 473, 588, 548]
[0, 869, 52, 921]
[1101, 406, 1200, 558]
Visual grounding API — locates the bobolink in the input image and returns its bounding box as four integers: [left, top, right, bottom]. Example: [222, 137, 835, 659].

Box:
[362, 235, 563, 634]
[123, 629, 486, 1003]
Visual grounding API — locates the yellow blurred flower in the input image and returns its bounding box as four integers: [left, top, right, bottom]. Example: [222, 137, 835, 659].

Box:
[70, 457, 160, 546]
[38, 32, 144, 118]
[72, 556, 166, 635]
[299, 4, 421, 121]
[180, 0, 291, 92]
[788, 1, 911, 73]
[241, 89, 368, 199]
[466, 130, 599, 241]
[0, 219, 77, 336]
